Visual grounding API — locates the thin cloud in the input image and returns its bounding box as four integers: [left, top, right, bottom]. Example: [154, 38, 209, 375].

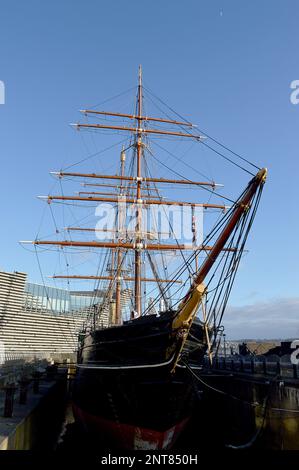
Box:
[223, 297, 299, 339]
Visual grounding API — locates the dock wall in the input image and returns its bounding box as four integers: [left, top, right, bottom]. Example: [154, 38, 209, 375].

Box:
[199, 359, 299, 449]
[0, 371, 67, 450]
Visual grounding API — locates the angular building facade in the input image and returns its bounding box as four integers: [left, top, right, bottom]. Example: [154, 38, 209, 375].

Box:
[0, 270, 109, 359]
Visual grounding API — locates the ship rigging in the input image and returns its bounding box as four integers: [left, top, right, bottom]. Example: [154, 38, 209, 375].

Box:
[21, 66, 267, 449]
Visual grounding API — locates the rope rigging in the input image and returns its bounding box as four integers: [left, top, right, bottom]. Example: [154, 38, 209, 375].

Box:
[142, 177, 264, 345]
[22, 75, 266, 345]
[142, 84, 261, 174]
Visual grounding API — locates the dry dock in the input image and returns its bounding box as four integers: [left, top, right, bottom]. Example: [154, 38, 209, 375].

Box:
[1, 354, 299, 451]
[0, 361, 68, 450]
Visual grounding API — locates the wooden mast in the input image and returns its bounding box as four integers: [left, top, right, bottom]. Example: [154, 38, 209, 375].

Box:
[28, 68, 238, 323]
[115, 148, 126, 324]
[20, 65, 268, 361]
[135, 65, 143, 317]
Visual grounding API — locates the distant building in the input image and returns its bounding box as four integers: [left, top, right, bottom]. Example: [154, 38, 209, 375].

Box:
[23, 282, 105, 316]
[0, 270, 112, 358]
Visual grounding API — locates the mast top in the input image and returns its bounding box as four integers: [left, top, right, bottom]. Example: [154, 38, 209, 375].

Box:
[138, 64, 142, 88]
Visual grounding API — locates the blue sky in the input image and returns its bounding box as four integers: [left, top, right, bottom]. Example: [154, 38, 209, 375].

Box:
[0, 1, 298, 337]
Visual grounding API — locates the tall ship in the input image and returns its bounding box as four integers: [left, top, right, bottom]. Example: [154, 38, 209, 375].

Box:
[24, 67, 267, 449]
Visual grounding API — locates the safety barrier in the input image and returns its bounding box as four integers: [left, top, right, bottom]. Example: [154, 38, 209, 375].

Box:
[209, 354, 298, 379]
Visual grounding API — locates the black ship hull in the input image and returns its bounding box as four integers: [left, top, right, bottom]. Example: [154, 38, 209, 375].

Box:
[72, 312, 207, 449]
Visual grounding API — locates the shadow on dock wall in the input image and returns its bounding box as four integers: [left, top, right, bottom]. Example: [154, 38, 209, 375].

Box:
[0, 379, 67, 450]
[198, 371, 299, 450]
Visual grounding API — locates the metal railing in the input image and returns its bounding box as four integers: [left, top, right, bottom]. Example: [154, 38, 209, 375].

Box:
[207, 354, 298, 379]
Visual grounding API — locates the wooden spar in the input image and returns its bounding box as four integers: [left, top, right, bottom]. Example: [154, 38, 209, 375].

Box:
[72, 122, 201, 140]
[53, 172, 219, 189]
[172, 168, 267, 332]
[135, 65, 142, 316]
[80, 109, 194, 127]
[170, 167, 267, 372]
[65, 227, 170, 237]
[51, 275, 182, 284]
[30, 240, 237, 252]
[82, 182, 159, 191]
[82, 183, 128, 189]
[79, 191, 122, 196]
[78, 191, 164, 199]
[193, 168, 267, 287]
[43, 195, 228, 210]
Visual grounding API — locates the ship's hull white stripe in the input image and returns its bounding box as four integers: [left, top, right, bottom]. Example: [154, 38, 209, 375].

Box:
[76, 354, 175, 370]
